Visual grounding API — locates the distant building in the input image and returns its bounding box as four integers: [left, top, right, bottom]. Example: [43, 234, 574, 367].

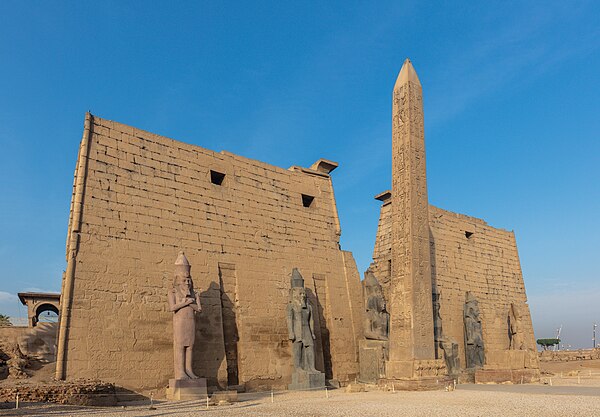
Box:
[17, 292, 60, 327]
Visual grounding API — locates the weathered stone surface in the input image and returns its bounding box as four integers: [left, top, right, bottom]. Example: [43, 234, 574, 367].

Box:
[369, 58, 538, 382]
[288, 370, 326, 390]
[484, 350, 539, 370]
[464, 292, 485, 369]
[509, 302, 524, 350]
[166, 378, 207, 400]
[358, 339, 388, 383]
[287, 269, 326, 390]
[539, 348, 600, 362]
[427, 208, 539, 374]
[0, 380, 117, 406]
[387, 58, 435, 375]
[56, 115, 364, 392]
[378, 374, 452, 391]
[54, 58, 539, 392]
[0, 341, 29, 379]
[363, 269, 389, 341]
[439, 339, 460, 376]
[345, 382, 366, 392]
[474, 368, 539, 384]
[432, 292, 443, 347]
[371, 201, 536, 363]
[287, 269, 317, 373]
[211, 389, 238, 403]
[432, 292, 460, 375]
[168, 252, 202, 380]
[17, 322, 58, 363]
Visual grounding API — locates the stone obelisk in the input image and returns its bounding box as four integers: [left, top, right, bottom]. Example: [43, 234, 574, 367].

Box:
[386, 59, 436, 378]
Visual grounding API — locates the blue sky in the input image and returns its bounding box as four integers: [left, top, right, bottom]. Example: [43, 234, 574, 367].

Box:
[0, 1, 598, 348]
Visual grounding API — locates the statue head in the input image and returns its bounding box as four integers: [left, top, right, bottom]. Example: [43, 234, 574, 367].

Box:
[291, 268, 304, 288]
[465, 292, 480, 319]
[363, 268, 383, 299]
[290, 287, 307, 307]
[173, 251, 193, 296]
[290, 268, 307, 308]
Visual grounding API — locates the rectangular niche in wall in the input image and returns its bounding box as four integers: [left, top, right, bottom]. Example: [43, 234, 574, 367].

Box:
[218, 262, 239, 386]
[211, 170, 226, 185]
[302, 194, 314, 208]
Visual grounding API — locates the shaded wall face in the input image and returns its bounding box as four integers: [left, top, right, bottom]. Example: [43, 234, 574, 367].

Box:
[429, 207, 539, 371]
[62, 117, 363, 391]
[428, 206, 537, 363]
[371, 201, 392, 303]
[371, 204, 538, 370]
[0, 323, 58, 365]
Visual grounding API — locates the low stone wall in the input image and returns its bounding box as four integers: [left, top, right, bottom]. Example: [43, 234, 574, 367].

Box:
[18, 323, 58, 362]
[0, 380, 117, 406]
[538, 348, 600, 362]
[0, 327, 27, 346]
[0, 323, 57, 363]
[475, 369, 539, 384]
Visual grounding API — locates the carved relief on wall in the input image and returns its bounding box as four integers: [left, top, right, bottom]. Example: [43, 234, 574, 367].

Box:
[433, 291, 460, 375]
[464, 292, 485, 369]
[509, 302, 525, 350]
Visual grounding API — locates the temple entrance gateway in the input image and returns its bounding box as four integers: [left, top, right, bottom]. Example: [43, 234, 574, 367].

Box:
[53, 59, 538, 392]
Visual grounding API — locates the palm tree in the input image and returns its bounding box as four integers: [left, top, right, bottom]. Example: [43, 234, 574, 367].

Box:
[0, 314, 12, 327]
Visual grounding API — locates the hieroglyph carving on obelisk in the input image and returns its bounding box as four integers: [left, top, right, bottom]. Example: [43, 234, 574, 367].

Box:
[388, 59, 435, 366]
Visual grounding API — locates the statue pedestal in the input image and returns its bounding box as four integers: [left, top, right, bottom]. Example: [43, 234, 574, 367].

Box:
[473, 349, 540, 383]
[288, 370, 325, 390]
[166, 378, 208, 400]
[358, 339, 388, 383]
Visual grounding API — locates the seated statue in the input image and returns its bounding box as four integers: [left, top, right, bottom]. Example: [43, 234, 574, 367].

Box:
[363, 268, 389, 341]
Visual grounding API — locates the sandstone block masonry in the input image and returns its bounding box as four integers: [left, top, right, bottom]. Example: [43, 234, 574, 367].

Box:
[370, 59, 539, 380]
[372, 201, 538, 370]
[56, 114, 364, 392]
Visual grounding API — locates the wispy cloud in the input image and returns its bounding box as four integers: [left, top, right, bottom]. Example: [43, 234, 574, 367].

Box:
[426, 3, 600, 127]
[22, 287, 60, 293]
[0, 291, 16, 303]
[0, 291, 27, 320]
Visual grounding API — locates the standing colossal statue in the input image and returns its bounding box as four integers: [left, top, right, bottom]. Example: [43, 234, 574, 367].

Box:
[168, 251, 202, 380]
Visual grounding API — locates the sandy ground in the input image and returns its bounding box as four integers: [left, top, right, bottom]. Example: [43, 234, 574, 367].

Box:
[541, 358, 600, 374]
[539, 358, 600, 387]
[2, 359, 600, 416]
[2, 386, 600, 417]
